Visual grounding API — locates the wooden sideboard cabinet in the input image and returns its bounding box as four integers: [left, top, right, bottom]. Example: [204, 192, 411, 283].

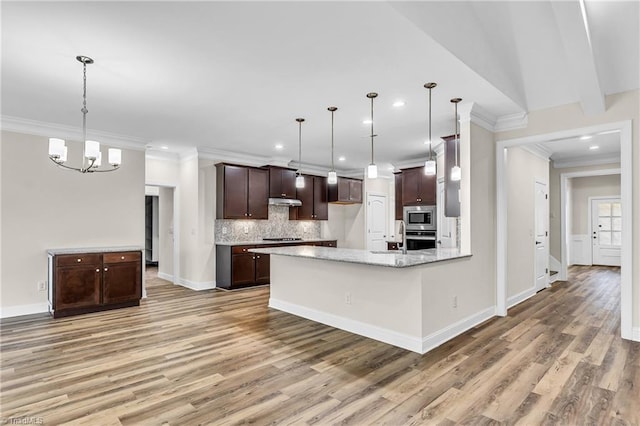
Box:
[48, 248, 142, 318]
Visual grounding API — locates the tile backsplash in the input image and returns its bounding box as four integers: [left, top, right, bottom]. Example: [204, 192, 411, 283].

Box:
[214, 205, 321, 242]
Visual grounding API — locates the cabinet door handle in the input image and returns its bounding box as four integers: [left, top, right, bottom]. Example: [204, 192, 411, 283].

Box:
[77, 258, 82, 263]
[252, 256, 255, 260]
[104, 268, 109, 272]
[281, 193, 286, 197]
[121, 256, 125, 260]
[256, 255, 260, 259]
[96, 269, 100, 273]
[249, 213, 252, 217]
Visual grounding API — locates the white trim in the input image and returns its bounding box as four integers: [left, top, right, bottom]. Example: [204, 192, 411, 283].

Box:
[157, 272, 173, 282]
[507, 287, 537, 310]
[421, 307, 496, 354]
[553, 154, 621, 169]
[523, 145, 552, 161]
[0, 303, 49, 319]
[269, 297, 423, 353]
[0, 115, 147, 150]
[632, 327, 640, 342]
[145, 151, 180, 162]
[177, 278, 216, 291]
[494, 112, 529, 132]
[496, 120, 632, 342]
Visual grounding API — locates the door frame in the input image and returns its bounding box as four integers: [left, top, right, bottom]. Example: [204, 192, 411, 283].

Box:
[588, 195, 622, 266]
[144, 181, 180, 288]
[366, 191, 388, 251]
[496, 120, 632, 341]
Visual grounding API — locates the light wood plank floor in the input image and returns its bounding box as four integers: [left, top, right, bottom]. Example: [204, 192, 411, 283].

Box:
[1, 265, 638, 425]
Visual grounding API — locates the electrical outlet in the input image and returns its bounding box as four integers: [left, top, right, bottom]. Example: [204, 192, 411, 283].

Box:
[222, 227, 228, 235]
[37, 281, 46, 292]
[453, 295, 458, 308]
[345, 292, 352, 305]
[243, 225, 249, 234]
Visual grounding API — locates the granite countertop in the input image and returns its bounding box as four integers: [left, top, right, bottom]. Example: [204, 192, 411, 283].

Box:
[215, 238, 336, 246]
[47, 246, 144, 255]
[250, 246, 471, 268]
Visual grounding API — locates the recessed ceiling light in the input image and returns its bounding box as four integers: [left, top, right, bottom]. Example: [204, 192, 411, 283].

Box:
[362, 119, 373, 125]
[274, 143, 284, 150]
[338, 156, 346, 162]
[580, 135, 593, 140]
[589, 145, 599, 150]
[161, 146, 169, 150]
[392, 100, 405, 107]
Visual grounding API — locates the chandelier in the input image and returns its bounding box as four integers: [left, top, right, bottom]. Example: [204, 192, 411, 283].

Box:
[48, 55, 121, 173]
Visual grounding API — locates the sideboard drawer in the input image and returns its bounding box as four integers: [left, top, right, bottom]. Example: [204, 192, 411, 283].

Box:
[103, 251, 142, 264]
[55, 254, 101, 267]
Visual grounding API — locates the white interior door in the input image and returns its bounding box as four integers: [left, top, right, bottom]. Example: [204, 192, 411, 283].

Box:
[367, 194, 387, 251]
[437, 179, 457, 248]
[592, 198, 622, 266]
[534, 181, 549, 291]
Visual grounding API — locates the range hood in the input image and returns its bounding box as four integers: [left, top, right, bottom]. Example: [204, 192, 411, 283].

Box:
[268, 197, 302, 207]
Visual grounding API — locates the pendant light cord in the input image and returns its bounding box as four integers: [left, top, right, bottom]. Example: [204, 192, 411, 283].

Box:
[331, 110, 335, 171]
[298, 120, 302, 173]
[454, 102, 458, 167]
[81, 61, 88, 169]
[370, 96, 374, 164]
[428, 86, 432, 161]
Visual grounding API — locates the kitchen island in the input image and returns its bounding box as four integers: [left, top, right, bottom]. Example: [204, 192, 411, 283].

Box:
[250, 246, 493, 354]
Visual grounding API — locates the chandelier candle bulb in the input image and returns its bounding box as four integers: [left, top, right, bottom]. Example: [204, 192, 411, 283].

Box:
[48, 138, 66, 158]
[93, 151, 102, 168]
[84, 140, 100, 160]
[108, 148, 122, 166]
[60, 146, 68, 163]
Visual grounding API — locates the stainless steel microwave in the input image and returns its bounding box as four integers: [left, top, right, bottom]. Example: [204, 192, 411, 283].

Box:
[404, 205, 437, 231]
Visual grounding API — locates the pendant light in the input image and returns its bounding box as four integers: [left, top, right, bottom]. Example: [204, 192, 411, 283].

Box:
[295, 118, 305, 189]
[450, 98, 462, 182]
[327, 107, 338, 184]
[366, 92, 378, 179]
[424, 82, 437, 176]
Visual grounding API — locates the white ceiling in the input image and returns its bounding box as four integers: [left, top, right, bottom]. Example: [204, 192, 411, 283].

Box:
[2, 1, 638, 172]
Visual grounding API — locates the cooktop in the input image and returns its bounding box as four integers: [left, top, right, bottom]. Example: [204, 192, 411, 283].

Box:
[262, 237, 302, 241]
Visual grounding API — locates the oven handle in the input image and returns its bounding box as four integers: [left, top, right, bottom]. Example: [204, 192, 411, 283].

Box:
[406, 235, 436, 241]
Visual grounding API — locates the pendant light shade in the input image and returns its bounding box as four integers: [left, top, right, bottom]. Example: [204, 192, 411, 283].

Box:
[366, 92, 378, 179]
[424, 82, 437, 176]
[450, 98, 462, 182]
[295, 118, 305, 189]
[327, 106, 338, 185]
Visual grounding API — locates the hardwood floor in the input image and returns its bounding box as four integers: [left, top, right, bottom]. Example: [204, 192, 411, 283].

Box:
[1, 265, 638, 425]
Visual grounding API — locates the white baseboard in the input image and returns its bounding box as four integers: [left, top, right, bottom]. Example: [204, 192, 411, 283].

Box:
[269, 298, 424, 353]
[632, 327, 640, 342]
[0, 303, 49, 319]
[177, 278, 216, 291]
[157, 272, 174, 282]
[421, 307, 496, 354]
[507, 287, 537, 309]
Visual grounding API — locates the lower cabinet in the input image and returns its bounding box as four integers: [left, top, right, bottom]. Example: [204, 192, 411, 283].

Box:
[216, 241, 336, 289]
[48, 250, 142, 318]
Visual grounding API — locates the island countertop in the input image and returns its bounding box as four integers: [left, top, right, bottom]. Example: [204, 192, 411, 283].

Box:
[250, 246, 471, 268]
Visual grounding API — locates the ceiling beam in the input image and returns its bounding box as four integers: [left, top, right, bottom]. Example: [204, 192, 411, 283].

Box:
[550, 0, 605, 115]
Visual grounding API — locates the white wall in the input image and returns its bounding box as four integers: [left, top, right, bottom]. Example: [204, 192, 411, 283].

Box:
[506, 147, 549, 299]
[571, 174, 621, 235]
[497, 88, 639, 331]
[158, 187, 174, 279]
[0, 131, 145, 316]
[549, 163, 620, 260]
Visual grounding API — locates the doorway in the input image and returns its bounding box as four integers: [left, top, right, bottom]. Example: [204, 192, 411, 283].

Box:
[144, 185, 176, 284]
[591, 197, 622, 266]
[534, 180, 549, 292]
[366, 193, 387, 251]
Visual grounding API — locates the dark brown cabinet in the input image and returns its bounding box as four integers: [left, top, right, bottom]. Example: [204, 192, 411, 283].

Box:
[290, 175, 328, 220]
[328, 177, 362, 204]
[216, 163, 269, 219]
[268, 166, 297, 199]
[394, 172, 403, 220]
[48, 250, 142, 318]
[216, 240, 337, 289]
[401, 166, 436, 205]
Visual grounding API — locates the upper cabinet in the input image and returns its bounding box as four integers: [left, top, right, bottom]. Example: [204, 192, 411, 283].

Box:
[290, 175, 328, 220]
[216, 163, 269, 219]
[401, 166, 436, 205]
[328, 177, 363, 204]
[268, 166, 297, 199]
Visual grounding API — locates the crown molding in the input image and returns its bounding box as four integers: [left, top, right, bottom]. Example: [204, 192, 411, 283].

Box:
[0, 115, 147, 151]
[145, 151, 180, 162]
[522, 144, 552, 161]
[494, 112, 528, 132]
[552, 154, 621, 169]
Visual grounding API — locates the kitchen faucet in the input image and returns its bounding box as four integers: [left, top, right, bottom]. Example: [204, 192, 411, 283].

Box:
[398, 220, 407, 254]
